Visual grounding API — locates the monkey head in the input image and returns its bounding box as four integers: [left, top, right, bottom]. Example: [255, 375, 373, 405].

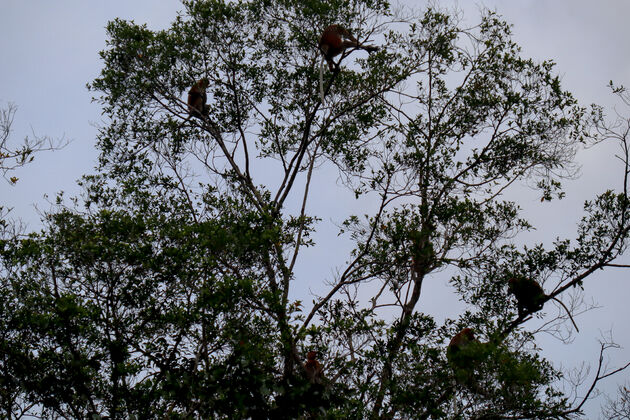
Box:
[197, 77, 209, 89]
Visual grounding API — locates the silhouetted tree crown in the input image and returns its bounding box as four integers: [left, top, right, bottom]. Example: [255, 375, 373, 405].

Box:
[2, 1, 630, 418]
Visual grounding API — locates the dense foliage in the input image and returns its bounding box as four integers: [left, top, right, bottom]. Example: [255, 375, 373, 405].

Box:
[2, 0, 629, 418]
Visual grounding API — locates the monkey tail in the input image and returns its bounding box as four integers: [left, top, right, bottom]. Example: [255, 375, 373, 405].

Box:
[319, 56, 325, 104]
[551, 297, 580, 333]
[450, 378, 458, 414]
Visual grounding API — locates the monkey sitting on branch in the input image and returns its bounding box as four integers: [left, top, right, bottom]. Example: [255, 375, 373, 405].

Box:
[447, 328, 492, 394]
[187, 77, 210, 119]
[302, 350, 331, 414]
[304, 350, 324, 385]
[447, 328, 478, 367]
[508, 276, 579, 332]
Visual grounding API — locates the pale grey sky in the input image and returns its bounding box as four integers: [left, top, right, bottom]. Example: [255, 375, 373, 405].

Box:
[1, 1, 629, 417]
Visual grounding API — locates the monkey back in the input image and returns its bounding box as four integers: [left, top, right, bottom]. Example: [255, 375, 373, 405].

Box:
[508, 277, 545, 312]
[319, 25, 345, 48]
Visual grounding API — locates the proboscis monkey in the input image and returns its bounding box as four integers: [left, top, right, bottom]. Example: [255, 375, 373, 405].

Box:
[318, 24, 378, 72]
[508, 276, 579, 332]
[317, 25, 378, 102]
[304, 351, 324, 384]
[187, 78, 210, 119]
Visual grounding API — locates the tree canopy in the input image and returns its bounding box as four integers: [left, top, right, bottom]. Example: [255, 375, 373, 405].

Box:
[2, 0, 630, 418]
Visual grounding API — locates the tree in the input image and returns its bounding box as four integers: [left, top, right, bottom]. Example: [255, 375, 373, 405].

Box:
[603, 383, 630, 420]
[0, 103, 66, 185]
[0, 102, 67, 242]
[1, 0, 629, 418]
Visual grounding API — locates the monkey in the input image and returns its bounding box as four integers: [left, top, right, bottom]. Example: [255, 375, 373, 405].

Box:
[300, 350, 336, 416]
[507, 276, 544, 315]
[304, 351, 324, 385]
[446, 328, 497, 397]
[508, 276, 579, 332]
[446, 328, 478, 368]
[187, 78, 210, 119]
[317, 24, 379, 103]
[446, 328, 486, 392]
[318, 24, 378, 72]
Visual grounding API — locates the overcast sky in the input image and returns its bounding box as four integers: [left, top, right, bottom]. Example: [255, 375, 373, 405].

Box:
[1, 1, 629, 417]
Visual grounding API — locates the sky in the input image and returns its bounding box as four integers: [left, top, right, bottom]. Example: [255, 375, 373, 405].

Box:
[1, 0, 629, 417]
